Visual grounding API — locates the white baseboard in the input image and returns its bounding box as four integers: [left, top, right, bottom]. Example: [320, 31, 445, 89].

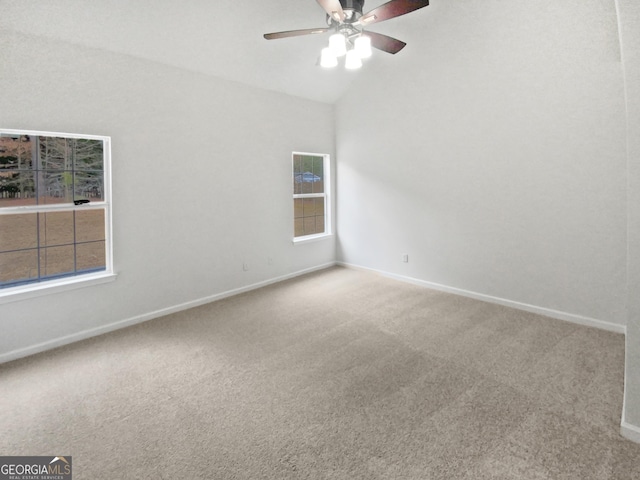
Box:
[621, 360, 640, 444]
[337, 262, 626, 334]
[1, 260, 626, 364]
[621, 418, 640, 444]
[0, 262, 336, 365]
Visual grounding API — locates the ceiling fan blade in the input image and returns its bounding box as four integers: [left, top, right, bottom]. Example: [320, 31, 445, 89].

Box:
[264, 28, 329, 40]
[316, 0, 346, 23]
[359, 0, 429, 26]
[365, 31, 407, 54]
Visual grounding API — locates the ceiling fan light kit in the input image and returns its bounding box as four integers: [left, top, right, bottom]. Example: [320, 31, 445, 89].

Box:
[264, 0, 429, 70]
[345, 48, 363, 69]
[320, 47, 339, 68]
[354, 35, 372, 58]
[329, 32, 348, 57]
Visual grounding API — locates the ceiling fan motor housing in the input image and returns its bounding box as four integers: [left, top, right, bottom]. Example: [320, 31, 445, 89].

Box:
[327, 0, 365, 24]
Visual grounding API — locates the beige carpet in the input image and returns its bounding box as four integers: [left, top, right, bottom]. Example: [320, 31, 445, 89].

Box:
[1, 266, 639, 479]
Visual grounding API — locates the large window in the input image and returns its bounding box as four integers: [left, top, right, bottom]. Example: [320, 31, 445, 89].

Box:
[293, 152, 330, 240]
[0, 129, 113, 300]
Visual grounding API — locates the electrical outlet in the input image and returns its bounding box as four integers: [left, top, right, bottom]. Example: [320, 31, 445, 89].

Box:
[402, 254, 409, 263]
[267, 256, 273, 265]
[243, 262, 249, 271]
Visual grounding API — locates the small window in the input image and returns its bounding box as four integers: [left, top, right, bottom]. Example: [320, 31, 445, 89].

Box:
[0, 129, 113, 298]
[293, 152, 331, 240]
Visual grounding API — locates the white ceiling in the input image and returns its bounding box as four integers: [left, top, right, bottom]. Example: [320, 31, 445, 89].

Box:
[0, 0, 436, 104]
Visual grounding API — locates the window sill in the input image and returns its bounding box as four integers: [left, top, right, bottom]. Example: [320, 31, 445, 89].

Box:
[293, 233, 334, 245]
[0, 272, 117, 305]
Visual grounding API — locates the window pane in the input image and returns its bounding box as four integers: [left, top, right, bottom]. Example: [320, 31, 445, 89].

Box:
[302, 197, 325, 217]
[294, 198, 303, 219]
[294, 155, 324, 194]
[302, 197, 315, 217]
[0, 213, 38, 251]
[75, 171, 104, 201]
[311, 156, 324, 194]
[39, 136, 68, 170]
[311, 179, 324, 194]
[293, 155, 303, 194]
[293, 178, 303, 194]
[317, 197, 325, 217]
[293, 197, 326, 237]
[0, 209, 107, 287]
[0, 134, 33, 170]
[0, 249, 38, 286]
[75, 209, 105, 243]
[39, 245, 75, 278]
[0, 171, 37, 206]
[34, 138, 105, 204]
[76, 241, 106, 272]
[39, 170, 73, 204]
[0, 137, 107, 206]
[303, 216, 317, 234]
[39, 211, 74, 247]
[301, 179, 313, 194]
[72, 139, 104, 171]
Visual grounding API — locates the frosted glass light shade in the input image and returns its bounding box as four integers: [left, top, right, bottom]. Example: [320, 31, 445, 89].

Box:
[320, 47, 338, 68]
[345, 49, 363, 70]
[329, 33, 347, 57]
[354, 35, 372, 58]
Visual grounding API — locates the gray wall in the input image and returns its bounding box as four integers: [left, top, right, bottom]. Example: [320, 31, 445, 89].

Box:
[0, 30, 335, 360]
[617, 0, 640, 441]
[336, 0, 628, 329]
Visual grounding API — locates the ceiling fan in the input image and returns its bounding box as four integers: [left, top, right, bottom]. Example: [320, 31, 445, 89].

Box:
[263, 0, 430, 69]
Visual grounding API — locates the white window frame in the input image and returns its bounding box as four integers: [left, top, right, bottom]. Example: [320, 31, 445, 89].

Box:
[0, 128, 115, 304]
[292, 152, 332, 244]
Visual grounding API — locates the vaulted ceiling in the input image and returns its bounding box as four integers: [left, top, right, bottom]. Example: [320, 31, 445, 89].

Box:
[0, 0, 435, 104]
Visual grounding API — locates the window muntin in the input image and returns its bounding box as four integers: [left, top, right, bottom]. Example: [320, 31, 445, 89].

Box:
[0, 130, 112, 292]
[293, 153, 330, 239]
